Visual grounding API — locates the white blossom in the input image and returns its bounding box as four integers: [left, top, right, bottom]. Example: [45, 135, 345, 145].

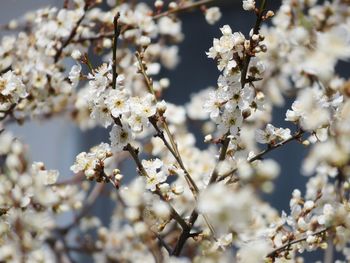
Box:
[205, 7, 222, 25]
[110, 124, 133, 152]
[242, 0, 256, 11]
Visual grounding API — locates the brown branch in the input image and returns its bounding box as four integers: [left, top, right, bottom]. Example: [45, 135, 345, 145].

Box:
[66, 245, 101, 253]
[249, 129, 304, 163]
[112, 13, 121, 90]
[135, 52, 200, 198]
[240, 0, 267, 87]
[148, 116, 199, 196]
[218, 129, 304, 182]
[54, 3, 90, 62]
[172, 209, 199, 256]
[0, 103, 17, 122]
[0, 66, 11, 74]
[171, 135, 229, 256]
[122, 140, 189, 232]
[136, 52, 220, 237]
[154, 232, 172, 254]
[73, 0, 216, 43]
[208, 136, 230, 184]
[153, 0, 215, 20]
[266, 227, 330, 259]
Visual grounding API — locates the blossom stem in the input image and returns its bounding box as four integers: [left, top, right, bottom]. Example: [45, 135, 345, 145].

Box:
[135, 52, 156, 96]
[109, 177, 179, 256]
[124, 143, 148, 177]
[172, 135, 229, 256]
[136, 53, 200, 197]
[54, 2, 90, 62]
[249, 129, 304, 162]
[153, 231, 172, 254]
[149, 117, 216, 234]
[123, 142, 189, 231]
[156, 190, 189, 231]
[208, 136, 230, 184]
[135, 56, 217, 240]
[240, 0, 267, 87]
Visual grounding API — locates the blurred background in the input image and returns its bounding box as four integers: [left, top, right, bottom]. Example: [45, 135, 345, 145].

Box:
[1, 0, 343, 261]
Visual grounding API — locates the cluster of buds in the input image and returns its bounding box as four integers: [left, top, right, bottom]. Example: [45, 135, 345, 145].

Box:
[71, 143, 113, 182]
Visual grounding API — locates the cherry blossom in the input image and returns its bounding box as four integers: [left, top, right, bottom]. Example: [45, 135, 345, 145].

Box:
[0, 0, 350, 262]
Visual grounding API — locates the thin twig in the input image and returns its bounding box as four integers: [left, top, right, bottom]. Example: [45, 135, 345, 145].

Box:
[250, 130, 304, 163]
[153, 0, 215, 20]
[137, 53, 216, 235]
[208, 136, 230, 184]
[122, 141, 189, 231]
[74, 0, 216, 43]
[153, 232, 172, 254]
[266, 228, 330, 259]
[112, 13, 121, 89]
[240, 0, 267, 86]
[135, 52, 200, 197]
[148, 116, 199, 196]
[171, 135, 229, 256]
[54, 3, 90, 62]
[218, 129, 304, 182]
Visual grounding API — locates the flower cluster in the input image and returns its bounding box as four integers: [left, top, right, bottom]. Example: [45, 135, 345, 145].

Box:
[71, 143, 113, 181]
[0, 71, 27, 116]
[204, 21, 267, 151]
[255, 123, 291, 144]
[0, 131, 85, 262]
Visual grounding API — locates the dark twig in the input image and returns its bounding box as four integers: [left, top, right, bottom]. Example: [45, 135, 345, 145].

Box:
[74, 0, 216, 43]
[121, 139, 189, 231]
[267, 228, 330, 259]
[249, 129, 304, 163]
[154, 232, 172, 254]
[135, 53, 200, 198]
[218, 129, 304, 182]
[240, 0, 267, 87]
[54, 3, 90, 62]
[153, 0, 215, 20]
[112, 13, 121, 89]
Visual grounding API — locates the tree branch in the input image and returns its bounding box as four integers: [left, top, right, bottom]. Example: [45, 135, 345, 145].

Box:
[266, 227, 330, 259]
[74, 0, 216, 43]
[112, 13, 121, 90]
[122, 140, 189, 232]
[54, 3, 90, 62]
[218, 129, 304, 182]
[153, 0, 215, 19]
[135, 52, 200, 198]
[240, 0, 267, 86]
